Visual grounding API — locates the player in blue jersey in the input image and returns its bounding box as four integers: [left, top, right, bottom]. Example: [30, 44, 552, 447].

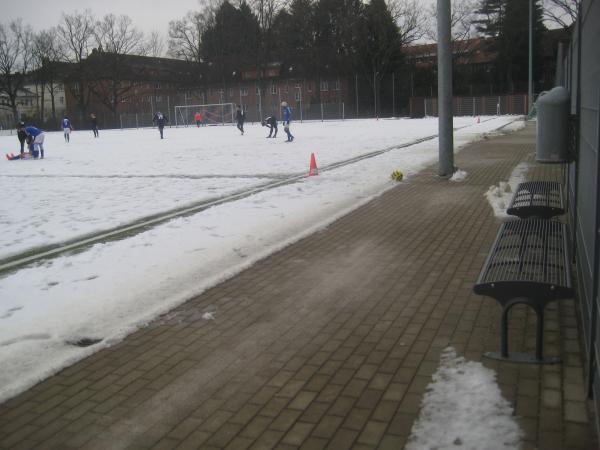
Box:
[18, 124, 46, 158]
[61, 116, 73, 142]
[281, 102, 294, 142]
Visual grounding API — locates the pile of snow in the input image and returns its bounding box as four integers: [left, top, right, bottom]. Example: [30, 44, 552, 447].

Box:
[406, 347, 523, 450]
[450, 169, 468, 182]
[485, 162, 530, 218]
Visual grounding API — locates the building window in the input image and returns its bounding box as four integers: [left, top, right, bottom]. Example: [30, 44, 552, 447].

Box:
[333, 79, 340, 91]
[229, 88, 234, 97]
[156, 95, 162, 102]
[255, 87, 261, 95]
[320, 80, 328, 92]
[59, 97, 64, 105]
[295, 83, 301, 89]
[307, 83, 312, 92]
[155, 82, 161, 89]
[295, 91, 301, 102]
[283, 85, 288, 93]
[241, 88, 248, 96]
[270, 83, 277, 94]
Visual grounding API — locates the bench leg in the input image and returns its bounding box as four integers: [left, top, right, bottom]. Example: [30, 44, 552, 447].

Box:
[501, 306, 510, 358]
[536, 306, 544, 362]
[485, 299, 560, 364]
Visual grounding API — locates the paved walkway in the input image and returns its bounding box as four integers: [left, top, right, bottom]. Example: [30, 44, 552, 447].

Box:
[0, 122, 596, 450]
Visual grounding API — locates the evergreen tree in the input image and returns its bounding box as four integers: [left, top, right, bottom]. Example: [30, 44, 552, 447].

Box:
[473, 0, 505, 37]
[474, 0, 545, 92]
[357, 0, 403, 114]
[201, 1, 260, 63]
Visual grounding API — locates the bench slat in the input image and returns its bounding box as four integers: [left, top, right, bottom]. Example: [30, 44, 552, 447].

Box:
[474, 219, 573, 302]
[506, 181, 565, 219]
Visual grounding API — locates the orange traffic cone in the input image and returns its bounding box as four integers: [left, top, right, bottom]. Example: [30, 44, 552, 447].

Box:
[309, 153, 318, 176]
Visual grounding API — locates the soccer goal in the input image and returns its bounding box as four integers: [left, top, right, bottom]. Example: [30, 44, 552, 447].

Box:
[174, 103, 236, 127]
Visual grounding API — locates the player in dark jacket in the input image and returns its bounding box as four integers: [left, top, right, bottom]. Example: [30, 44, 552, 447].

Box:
[17, 122, 27, 155]
[281, 102, 294, 142]
[261, 116, 278, 138]
[152, 111, 168, 139]
[235, 105, 245, 135]
[90, 113, 99, 138]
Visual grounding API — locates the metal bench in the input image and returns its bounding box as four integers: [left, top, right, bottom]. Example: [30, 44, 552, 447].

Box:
[506, 181, 565, 219]
[474, 219, 573, 363]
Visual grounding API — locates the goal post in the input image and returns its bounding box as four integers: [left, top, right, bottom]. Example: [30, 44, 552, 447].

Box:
[174, 103, 236, 127]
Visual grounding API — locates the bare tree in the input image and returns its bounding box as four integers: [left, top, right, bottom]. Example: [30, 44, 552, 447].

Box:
[168, 1, 220, 62]
[56, 10, 97, 119]
[144, 31, 165, 57]
[426, 0, 479, 41]
[251, 0, 281, 32]
[387, 0, 428, 46]
[32, 28, 62, 124]
[0, 19, 34, 122]
[543, 0, 579, 28]
[94, 14, 145, 55]
[89, 14, 146, 123]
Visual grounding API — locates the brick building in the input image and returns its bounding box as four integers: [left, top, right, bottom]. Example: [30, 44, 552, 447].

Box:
[62, 51, 351, 128]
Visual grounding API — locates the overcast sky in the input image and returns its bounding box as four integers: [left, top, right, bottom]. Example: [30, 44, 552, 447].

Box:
[2, 0, 203, 35]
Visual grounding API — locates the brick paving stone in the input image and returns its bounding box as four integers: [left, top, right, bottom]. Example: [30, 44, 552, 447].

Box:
[0, 123, 596, 450]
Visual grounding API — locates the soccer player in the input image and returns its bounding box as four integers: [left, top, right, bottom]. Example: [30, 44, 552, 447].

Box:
[262, 116, 278, 138]
[235, 105, 245, 135]
[62, 116, 73, 142]
[17, 121, 27, 155]
[18, 124, 45, 158]
[194, 112, 203, 127]
[90, 113, 99, 138]
[152, 111, 168, 139]
[281, 102, 294, 142]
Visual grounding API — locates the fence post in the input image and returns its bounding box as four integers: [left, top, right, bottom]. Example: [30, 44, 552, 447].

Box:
[342, 102, 345, 121]
[136, 113, 138, 129]
[120, 115, 123, 129]
[498, 96, 501, 115]
[321, 103, 324, 122]
[392, 73, 395, 117]
[299, 87, 303, 123]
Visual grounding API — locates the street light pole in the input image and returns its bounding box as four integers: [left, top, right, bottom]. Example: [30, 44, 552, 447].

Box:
[437, 0, 454, 176]
[528, 0, 533, 112]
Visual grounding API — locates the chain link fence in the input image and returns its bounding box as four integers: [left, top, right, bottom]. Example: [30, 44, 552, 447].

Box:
[4, 71, 530, 132]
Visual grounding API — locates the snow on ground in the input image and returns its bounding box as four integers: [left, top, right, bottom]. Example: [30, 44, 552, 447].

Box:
[450, 169, 468, 182]
[485, 161, 530, 218]
[0, 115, 524, 403]
[405, 347, 523, 450]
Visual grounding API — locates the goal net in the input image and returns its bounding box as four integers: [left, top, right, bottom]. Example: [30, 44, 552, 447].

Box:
[174, 103, 236, 127]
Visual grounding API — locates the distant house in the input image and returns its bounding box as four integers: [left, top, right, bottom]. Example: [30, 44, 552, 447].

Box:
[60, 50, 351, 127]
[403, 37, 498, 97]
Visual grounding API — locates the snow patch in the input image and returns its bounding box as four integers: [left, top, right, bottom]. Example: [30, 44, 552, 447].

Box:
[450, 169, 468, 182]
[406, 347, 523, 450]
[202, 312, 215, 320]
[485, 162, 529, 218]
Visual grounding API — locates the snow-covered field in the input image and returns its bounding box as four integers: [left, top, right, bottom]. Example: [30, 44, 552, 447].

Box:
[0, 116, 524, 406]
